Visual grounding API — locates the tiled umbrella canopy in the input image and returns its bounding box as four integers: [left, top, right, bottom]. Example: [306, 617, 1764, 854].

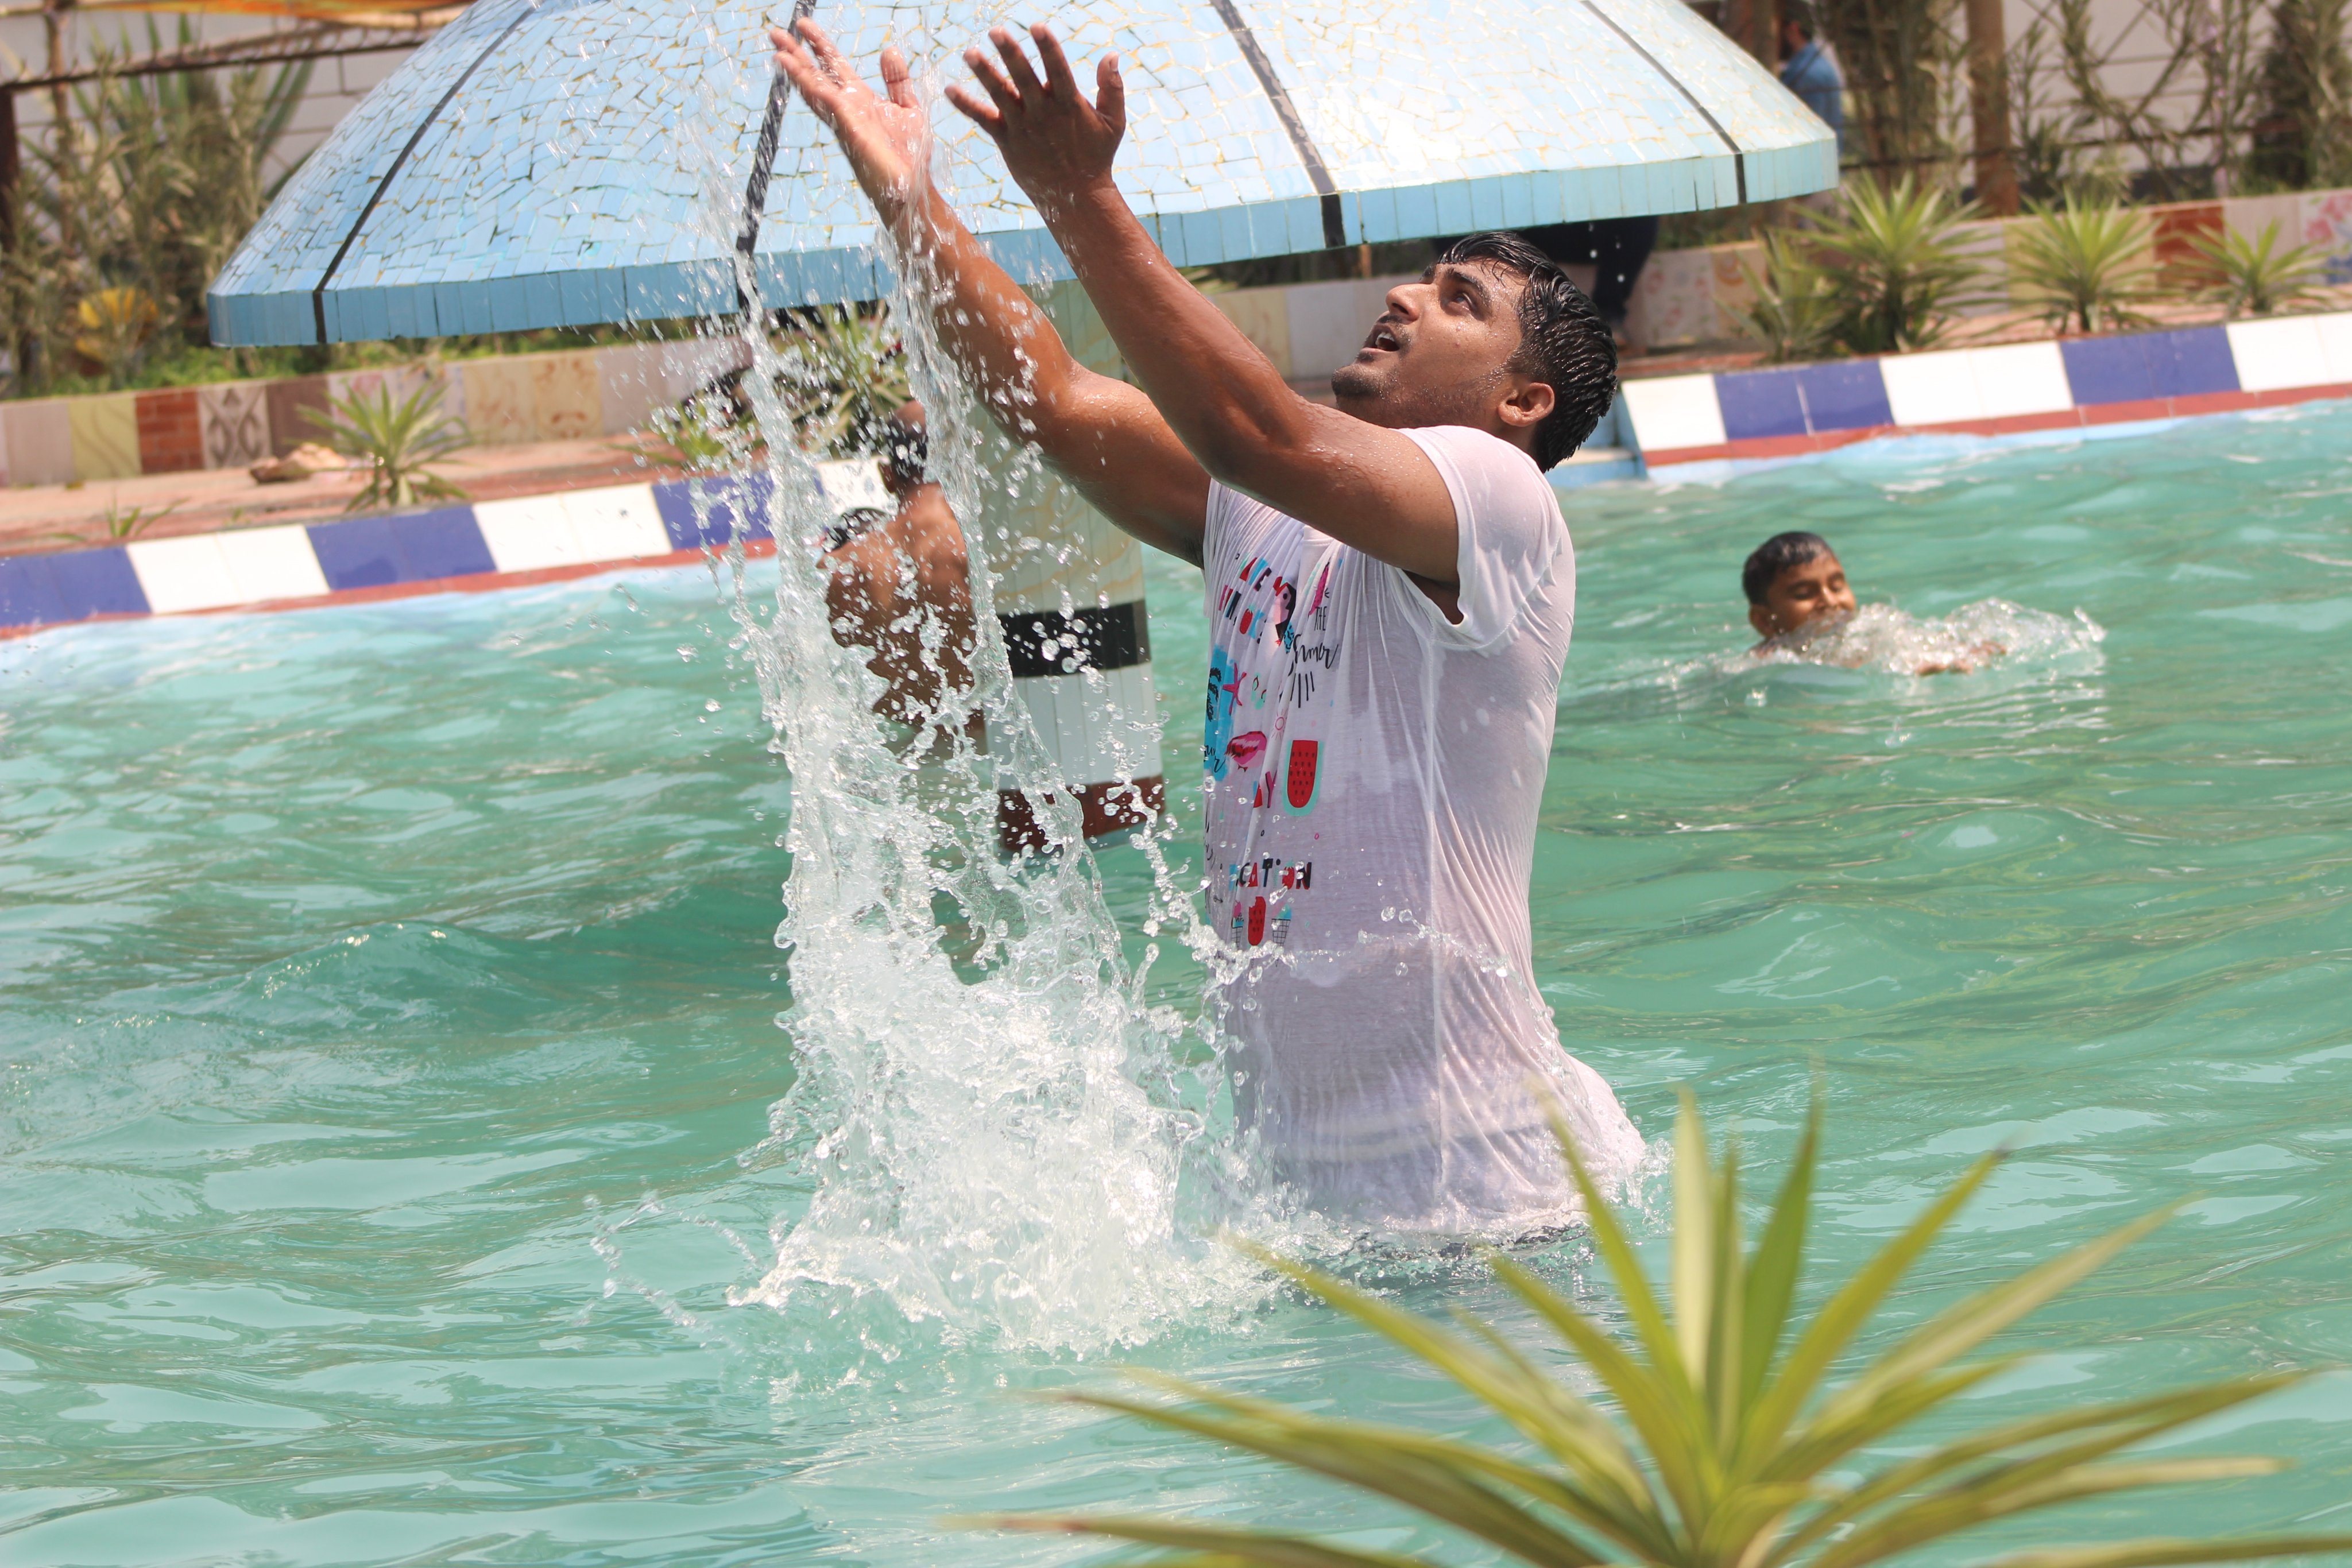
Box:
[208, 0, 1836, 346]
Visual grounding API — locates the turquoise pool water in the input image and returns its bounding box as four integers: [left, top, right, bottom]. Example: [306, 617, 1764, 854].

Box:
[6, 402, 2352, 1564]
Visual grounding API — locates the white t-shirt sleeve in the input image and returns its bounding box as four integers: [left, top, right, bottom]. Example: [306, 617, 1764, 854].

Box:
[1401, 425, 1570, 646]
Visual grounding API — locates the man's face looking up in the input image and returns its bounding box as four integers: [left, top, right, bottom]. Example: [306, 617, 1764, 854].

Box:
[1751, 551, 1857, 638]
[1329, 261, 1553, 441]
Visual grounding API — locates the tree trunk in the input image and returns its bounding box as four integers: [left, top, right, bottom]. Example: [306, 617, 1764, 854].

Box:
[1966, 0, 2020, 211]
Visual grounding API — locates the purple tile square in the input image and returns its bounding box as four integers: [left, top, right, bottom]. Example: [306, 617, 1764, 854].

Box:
[393, 507, 497, 580]
[1715, 368, 1808, 440]
[47, 547, 148, 618]
[308, 516, 404, 590]
[2146, 327, 2241, 396]
[1796, 361, 1894, 431]
[0, 556, 67, 628]
[2060, 336, 2158, 404]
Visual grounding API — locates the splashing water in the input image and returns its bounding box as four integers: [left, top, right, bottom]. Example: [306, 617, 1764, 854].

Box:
[1756, 599, 2107, 676]
[637, 61, 1304, 1357]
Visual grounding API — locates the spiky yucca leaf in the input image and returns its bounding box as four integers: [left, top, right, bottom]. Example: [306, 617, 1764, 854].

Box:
[974, 1094, 2352, 1568]
[304, 377, 470, 513]
[2010, 199, 2158, 335]
[2188, 222, 2327, 319]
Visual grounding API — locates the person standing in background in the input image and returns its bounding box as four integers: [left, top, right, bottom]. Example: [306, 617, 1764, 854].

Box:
[1777, 3, 1844, 149]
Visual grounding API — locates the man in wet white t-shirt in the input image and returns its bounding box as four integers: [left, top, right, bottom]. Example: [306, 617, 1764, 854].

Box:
[773, 18, 1643, 1234]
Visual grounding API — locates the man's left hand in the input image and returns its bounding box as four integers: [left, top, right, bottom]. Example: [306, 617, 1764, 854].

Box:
[945, 25, 1125, 217]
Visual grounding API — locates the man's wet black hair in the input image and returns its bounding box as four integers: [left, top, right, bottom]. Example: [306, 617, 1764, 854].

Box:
[1743, 531, 1834, 604]
[881, 411, 927, 487]
[1434, 232, 1618, 471]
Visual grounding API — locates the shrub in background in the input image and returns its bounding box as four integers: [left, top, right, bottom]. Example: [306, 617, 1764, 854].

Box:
[0, 21, 310, 396]
[2010, 198, 2159, 334]
[1736, 231, 1846, 363]
[2191, 219, 2327, 315]
[304, 377, 470, 513]
[984, 1095, 2352, 1568]
[1808, 177, 1985, 354]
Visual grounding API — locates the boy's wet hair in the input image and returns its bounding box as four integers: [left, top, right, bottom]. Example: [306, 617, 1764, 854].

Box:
[1743, 531, 1834, 604]
[1434, 232, 1618, 470]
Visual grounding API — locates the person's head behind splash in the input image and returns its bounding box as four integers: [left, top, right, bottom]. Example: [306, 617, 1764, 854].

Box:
[1744, 530, 1856, 640]
[1328, 231, 1619, 471]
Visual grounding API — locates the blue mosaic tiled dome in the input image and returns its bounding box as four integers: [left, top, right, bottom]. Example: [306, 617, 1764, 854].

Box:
[208, 0, 1837, 345]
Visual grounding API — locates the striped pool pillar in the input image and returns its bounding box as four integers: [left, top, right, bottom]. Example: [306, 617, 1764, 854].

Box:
[980, 281, 1166, 853]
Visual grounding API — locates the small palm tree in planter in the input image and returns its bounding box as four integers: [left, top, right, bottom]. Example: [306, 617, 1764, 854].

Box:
[304, 375, 471, 513]
[2010, 200, 2161, 336]
[977, 1097, 2352, 1568]
[1808, 177, 1986, 355]
[2188, 222, 2327, 319]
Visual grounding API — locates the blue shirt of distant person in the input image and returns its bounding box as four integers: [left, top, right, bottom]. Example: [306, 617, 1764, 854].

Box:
[1778, 9, 1844, 143]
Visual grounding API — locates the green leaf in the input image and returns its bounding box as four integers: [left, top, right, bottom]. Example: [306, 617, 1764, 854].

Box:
[1773, 1373, 2304, 1566]
[1818, 1204, 2177, 1427]
[1674, 1091, 1715, 1380]
[1546, 1105, 1689, 1392]
[958, 1512, 1433, 1568]
[1979, 1536, 2352, 1568]
[1739, 1152, 2001, 1465]
[1237, 1244, 1669, 1548]
[1739, 1090, 1820, 1416]
[1487, 1247, 1712, 1533]
[1062, 1381, 1620, 1566]
[1815, 1458, 2288, 1568]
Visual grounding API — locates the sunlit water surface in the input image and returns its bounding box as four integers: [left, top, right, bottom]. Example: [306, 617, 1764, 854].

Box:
[7, 406, 2352, 1563]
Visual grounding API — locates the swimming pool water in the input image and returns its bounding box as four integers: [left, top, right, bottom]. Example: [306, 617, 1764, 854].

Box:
[6, 403, 2352, 1564]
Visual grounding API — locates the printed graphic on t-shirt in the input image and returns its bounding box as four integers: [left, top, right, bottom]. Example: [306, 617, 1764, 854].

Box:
[1206, 541, 1339, 948]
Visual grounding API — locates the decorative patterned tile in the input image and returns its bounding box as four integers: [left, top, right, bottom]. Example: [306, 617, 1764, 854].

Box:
[198, 381, 273, 469]
[460, 359, 535, 444]
[527, 351, 603, 440]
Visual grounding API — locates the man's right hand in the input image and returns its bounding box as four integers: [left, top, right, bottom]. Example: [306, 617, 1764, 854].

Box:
[770, 19, 930, 229]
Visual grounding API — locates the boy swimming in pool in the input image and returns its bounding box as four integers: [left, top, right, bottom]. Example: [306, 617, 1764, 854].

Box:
[1743, 531, 1854, 644]
[1743, 531, 2000, 673]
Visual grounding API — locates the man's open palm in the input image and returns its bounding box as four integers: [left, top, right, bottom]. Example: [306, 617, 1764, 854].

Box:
[946, 25, 1126, 212]
[769, 20, 930, 217]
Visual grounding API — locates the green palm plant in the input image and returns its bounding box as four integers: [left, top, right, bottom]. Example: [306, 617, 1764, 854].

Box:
[1736, 233, 1845, 365]
[2010, 199, 2159, 335]
[1807, 178, 1986, 355]
[771, 303, 912, 458]
[2189, 221, 2327, 318]
[980, 1096, 2352, 1568]
[304, 377, 470, 513]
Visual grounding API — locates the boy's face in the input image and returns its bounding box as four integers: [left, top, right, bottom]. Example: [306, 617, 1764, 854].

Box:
[1750, 551, 1857, 638]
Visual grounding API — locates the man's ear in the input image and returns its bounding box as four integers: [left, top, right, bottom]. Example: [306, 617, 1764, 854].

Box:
[1498, 377, 1556, 434]
[1748, 603, 1775, 638]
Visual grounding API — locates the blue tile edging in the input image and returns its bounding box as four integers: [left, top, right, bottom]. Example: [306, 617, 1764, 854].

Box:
[0, 475, 779, 634]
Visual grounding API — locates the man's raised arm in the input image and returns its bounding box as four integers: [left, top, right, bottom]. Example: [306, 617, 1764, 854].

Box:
[770, 22, 1209, 563]
[947, 26, 1557, 587]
